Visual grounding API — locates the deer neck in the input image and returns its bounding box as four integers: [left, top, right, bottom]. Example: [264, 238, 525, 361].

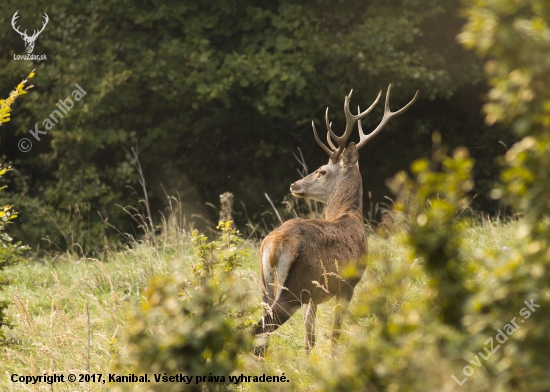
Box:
[324, 167, 363, 221]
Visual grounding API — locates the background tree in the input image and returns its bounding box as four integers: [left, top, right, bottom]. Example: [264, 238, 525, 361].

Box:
[0, 0, 513, 252]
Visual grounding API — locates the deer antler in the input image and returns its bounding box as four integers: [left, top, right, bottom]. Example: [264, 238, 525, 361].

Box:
[356, 85, 418, 151]
[312, 85, 419, 159]
[313, 90, 382, 161]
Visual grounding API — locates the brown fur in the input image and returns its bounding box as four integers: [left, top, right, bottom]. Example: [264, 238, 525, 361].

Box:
[262, 229, 288, 270]
[253, 161, 368, 356]
[252, 87, 417, 356]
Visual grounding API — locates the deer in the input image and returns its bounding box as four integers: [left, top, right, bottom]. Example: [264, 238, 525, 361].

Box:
[11, 11, 49, 54]
[252, 85, 418, 356]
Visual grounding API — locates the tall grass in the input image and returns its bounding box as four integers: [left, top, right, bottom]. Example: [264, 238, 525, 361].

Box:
[0, 213, 521, 391]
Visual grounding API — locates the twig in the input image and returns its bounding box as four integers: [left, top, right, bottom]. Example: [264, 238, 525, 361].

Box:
[264, 193, 283, 224]
[127, 146, 156, 245]
[292, 147, 308, 177]
[86, 299, 91, 373]
[498, 140, 509, 151]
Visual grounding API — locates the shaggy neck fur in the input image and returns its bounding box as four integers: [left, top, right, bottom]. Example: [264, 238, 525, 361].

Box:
[324, 165, 363, 221]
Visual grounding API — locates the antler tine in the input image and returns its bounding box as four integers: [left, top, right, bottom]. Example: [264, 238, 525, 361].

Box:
[312, 121, 333, 157]
[325, 107, 337, 142]
[357, 105, 365, 145]
[356, 84, 419, 151]
[326, 90, 354, 145]
[324, 91, 356, 146]
[330, 89, 383, 161]
[347, 89, 382, 122]
[326, 128, 337, 151]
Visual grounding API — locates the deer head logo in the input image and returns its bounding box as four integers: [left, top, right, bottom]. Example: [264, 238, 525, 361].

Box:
[11, 11, 49, 54]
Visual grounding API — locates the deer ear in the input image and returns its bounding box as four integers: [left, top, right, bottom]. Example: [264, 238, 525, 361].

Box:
[341, 143, 359, 167]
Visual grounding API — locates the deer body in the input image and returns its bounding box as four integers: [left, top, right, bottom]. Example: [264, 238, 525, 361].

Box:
[260, 211, 367, 307]
[257, 167, 367, 353]
[253, 85, 418, 355]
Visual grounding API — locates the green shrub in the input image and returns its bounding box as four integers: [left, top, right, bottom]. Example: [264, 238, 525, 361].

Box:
[0, 72, 32, 345]
[315, 1, 550, 390]
[116, 222, 254, 391]
[313, 140, 477, 391]
[458, 1, 550, 389]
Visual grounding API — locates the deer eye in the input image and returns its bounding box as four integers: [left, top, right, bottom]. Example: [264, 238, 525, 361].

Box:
[319, 170, 327, 176]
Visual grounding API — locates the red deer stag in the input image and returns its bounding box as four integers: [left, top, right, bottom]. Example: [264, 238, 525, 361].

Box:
[252, 85, 418, 356]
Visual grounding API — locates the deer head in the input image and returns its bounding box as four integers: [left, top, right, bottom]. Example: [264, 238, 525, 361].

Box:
[290, 143, 360, 203]
[290, 85, 418, 216]
[12, 11, 49, 54]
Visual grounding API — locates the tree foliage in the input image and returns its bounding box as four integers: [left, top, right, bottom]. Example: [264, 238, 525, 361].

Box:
[0, 0, 510, 252]
[313, 1, 550, 390]
[458, 0, 550, 388]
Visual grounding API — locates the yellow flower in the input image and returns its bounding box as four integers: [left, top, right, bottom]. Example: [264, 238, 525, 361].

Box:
[0, 69, 35, 126]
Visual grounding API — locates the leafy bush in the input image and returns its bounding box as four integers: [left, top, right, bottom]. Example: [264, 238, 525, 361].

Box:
[458, 1, 550, 389]
[0, 71, 32, 344]
[312, 141, 477, 391]
[314, 1, 550, 390]
[116, 222, 254, 391]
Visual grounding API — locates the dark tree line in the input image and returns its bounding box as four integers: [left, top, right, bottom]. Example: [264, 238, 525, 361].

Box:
[0, 0, 515, 253]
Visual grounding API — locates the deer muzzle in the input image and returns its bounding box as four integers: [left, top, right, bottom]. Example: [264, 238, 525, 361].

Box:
[290, 182, 305, 197]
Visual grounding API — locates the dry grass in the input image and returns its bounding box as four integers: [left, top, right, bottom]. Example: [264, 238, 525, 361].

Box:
[0, 217, 521, 391]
